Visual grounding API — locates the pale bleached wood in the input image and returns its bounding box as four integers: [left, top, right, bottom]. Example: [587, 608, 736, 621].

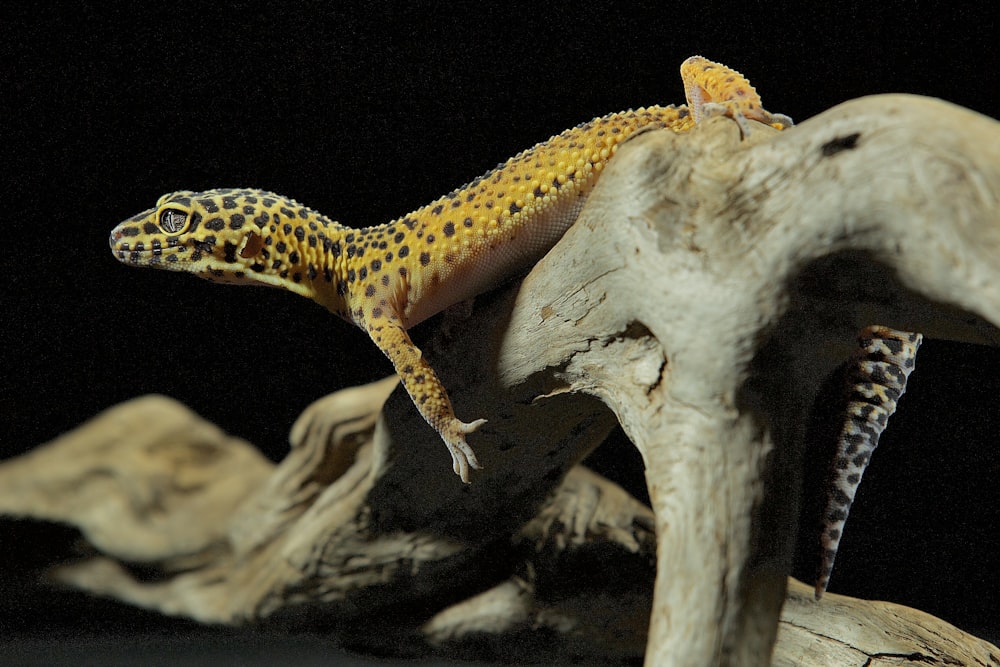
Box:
[499, 94, 1000, 665]
[0, 394, 272, 563]
[776, 578, 1000, 667]
[1, 386, 997, 663]
[3, 389, 996, 664]
[3, 94, 1000, 665]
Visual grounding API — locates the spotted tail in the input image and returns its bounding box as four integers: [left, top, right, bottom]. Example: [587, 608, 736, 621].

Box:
[815, 326, 923, 599]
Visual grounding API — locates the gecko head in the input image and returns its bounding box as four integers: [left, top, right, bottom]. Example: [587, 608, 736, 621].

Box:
[109, 188, 337, 293]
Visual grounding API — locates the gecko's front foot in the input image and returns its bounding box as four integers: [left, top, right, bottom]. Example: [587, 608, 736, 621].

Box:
[699, 102, 795, 135]
[443, 418, 487, 483]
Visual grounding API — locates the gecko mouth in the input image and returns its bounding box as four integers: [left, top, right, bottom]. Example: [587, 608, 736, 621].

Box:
[111, 242, 187, 265]
[111, 242, 165, 254]
[110, 235, 205, 256]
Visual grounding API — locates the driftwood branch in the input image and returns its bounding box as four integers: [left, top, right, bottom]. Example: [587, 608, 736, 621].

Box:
[3, 94, 1000, 665]
[1, 389, 997, 665]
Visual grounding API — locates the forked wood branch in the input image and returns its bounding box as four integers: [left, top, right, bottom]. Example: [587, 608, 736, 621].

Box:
[2, 94, 999, 665]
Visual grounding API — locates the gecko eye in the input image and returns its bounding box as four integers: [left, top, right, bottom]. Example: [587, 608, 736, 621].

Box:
[240, 231, 264, 258]
[158, 208, 190, 234]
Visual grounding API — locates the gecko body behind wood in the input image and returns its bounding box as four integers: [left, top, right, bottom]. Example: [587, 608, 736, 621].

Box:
[109, 57, 788, 483]
[109, 57, 914, 597]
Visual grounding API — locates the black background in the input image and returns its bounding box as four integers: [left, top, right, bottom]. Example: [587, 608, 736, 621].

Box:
[2, 2, 999, 664]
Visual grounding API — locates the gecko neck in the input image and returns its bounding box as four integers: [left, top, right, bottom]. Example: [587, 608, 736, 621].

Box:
[252, 209, 373, 321]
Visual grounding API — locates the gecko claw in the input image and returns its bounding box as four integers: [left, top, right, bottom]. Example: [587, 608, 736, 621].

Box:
[444, 418, 487, 483]
[460, 418, 488, 434]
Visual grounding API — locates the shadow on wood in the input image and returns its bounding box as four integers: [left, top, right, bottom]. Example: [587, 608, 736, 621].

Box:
[3, 94, 1000, 665]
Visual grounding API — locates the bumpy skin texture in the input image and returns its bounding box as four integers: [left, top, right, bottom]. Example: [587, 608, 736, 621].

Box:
[816, 326, 923, 598]
[109, 57, 920, 595]
[680, 55, 793, 131]
[110, 57, 789, 484]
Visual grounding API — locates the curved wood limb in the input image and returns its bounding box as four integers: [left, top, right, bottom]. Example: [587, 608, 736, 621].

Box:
[4, 93, 1000, 665]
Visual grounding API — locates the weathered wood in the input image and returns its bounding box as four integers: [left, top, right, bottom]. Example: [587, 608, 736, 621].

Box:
[528, 94, 1000, 665]
[0, 394, 272, 563]
[1, 389, 997, 664]
[3, 94, 1000, 664]
[777, 578, 1000, 666]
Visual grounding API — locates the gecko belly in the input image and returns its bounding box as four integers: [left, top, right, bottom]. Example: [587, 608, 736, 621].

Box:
[400, 188, 592, 327]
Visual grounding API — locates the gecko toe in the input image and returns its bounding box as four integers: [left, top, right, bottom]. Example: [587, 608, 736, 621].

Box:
[460, 418, 487, 434]
[452, 454, 470, 484]
[445, 427, 481, 483]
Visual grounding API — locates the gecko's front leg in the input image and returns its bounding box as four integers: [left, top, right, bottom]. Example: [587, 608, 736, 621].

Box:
[362, 308, 486, 483]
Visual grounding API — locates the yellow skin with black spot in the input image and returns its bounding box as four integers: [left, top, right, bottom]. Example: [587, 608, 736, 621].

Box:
[109, 57, 791, 483]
